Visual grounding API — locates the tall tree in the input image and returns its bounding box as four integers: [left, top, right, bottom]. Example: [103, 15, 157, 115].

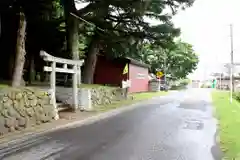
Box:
[2, 0, 63, 86]
[67, 0, 195, 84]
[139, 40, 199, 79]
[62, 0, 79, 60]
[12, 12, 27, 87]
[82, 1, 110, 84]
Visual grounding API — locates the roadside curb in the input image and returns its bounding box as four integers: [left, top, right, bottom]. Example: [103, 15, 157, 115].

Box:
[0, 94, 169, 145]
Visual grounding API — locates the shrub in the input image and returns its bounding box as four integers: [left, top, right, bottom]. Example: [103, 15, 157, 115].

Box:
[233, 92, 240, 101]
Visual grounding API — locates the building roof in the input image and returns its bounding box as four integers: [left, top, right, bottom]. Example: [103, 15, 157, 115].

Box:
[97, 54, 150, 69]
[124, 57, 150, 68]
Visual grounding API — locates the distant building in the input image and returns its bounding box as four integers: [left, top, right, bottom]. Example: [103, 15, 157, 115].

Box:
[191, 80, 200, 88]
[216, 76, 240, 90]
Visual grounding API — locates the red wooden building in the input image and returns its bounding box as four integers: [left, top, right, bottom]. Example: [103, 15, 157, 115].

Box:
[94, 55, 150, 93]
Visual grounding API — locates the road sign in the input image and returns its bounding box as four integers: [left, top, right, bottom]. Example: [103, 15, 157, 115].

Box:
[123, 64, 128, 75]
[122, 80, 131, 88]
[156, 71, 164, 78]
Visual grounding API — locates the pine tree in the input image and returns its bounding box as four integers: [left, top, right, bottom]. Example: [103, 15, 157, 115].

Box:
[64, 0, 195, 83]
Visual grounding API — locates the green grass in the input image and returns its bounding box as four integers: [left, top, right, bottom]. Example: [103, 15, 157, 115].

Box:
[130, 91, 168, 100]
[169, 85, 187, 90]
[0, 84, 8, 88]
[212, 91, 240, 160]
[78, 84, 115, 89]
[95, 91, 168, 112]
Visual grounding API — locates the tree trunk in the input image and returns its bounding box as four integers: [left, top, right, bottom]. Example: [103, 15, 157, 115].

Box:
[67, 16, 79, 84]
[63, 0, 80, 84]
[67, 16, 79, 60]
[81, 2, 109, 84]
[82, 38, 99, 84]
[63, 0, 79, 60]
[28, 54, 35, 85]
[12, 12, 27, 87]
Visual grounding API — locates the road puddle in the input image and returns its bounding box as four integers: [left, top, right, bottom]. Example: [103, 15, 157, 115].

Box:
[183, 119, 204, 130]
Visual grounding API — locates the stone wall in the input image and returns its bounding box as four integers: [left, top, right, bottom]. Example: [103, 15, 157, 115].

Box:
[90, 87, 127, 106]
[55, 86, 127, 110]
[0, 87, 55, 135]
[149, 79, 160, 92]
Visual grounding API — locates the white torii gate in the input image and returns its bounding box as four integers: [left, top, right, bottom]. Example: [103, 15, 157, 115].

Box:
[40, 51, 84, 119]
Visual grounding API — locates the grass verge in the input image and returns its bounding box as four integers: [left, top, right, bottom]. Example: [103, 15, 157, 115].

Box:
[95, 91, 168, 112]
[78, 84, 115, 89]
[0, 84, 8, 88]
[212, 90, 240, 160]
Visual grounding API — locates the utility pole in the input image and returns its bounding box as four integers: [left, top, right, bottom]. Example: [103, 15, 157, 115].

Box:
[220, 73, 222, 90]
[164, 50, 167, 88]
[230, 24, 234, 103]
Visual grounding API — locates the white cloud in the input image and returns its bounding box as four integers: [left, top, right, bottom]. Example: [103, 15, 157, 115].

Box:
[173, 0, 240, 80]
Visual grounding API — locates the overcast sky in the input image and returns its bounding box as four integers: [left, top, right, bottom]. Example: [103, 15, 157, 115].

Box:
[173, 0, 240, 80]
[76, 0, 240, 80]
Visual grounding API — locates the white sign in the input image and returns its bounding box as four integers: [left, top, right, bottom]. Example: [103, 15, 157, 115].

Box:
[137, 73, 146, 79]
[122, 80, 131, 88]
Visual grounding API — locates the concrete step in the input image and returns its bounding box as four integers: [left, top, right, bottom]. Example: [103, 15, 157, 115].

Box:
[57, 103, 71, 112]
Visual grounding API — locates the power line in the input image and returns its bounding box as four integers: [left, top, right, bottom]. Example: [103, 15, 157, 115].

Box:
[70, 12, 105, 32]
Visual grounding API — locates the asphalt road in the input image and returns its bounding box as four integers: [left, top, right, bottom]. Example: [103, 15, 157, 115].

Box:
[0, 89, 221, 160]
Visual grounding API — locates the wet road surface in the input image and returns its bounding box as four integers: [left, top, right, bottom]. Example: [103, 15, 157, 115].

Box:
[0, 89, 221, 160]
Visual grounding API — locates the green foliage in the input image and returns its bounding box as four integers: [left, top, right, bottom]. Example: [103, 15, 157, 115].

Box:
[233, 92, 240, 101]
[133, 39, 198, 79]
[170, 84, 186, 90]
[58, 0, 196, 83]
[2, 0, 66, 56]
[66, 0, 195, 57]
[1, 0, 197, 83]
[179, 79, 190, 85]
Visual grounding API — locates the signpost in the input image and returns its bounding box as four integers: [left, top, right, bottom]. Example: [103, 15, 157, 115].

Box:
[156, 71, 165, 91]
[230, 24, 234, 103]
[156, 71, 164, 79]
